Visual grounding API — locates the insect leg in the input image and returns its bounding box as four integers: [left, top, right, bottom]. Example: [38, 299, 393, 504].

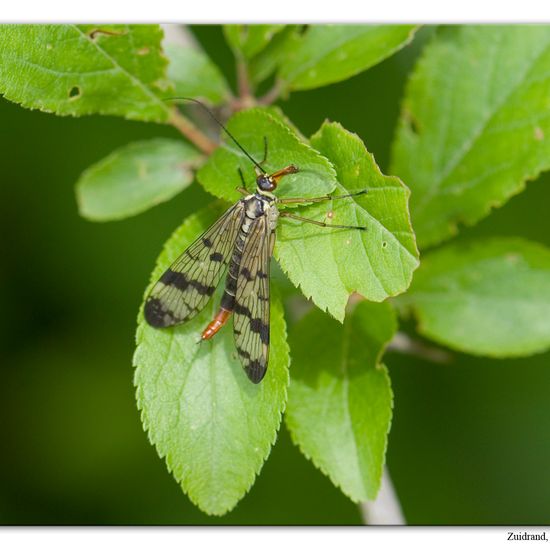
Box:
[280, 211, 367, 230]
[238, 167, 246, 186]
[253, 137, 270, 176]
[236, 168, 249, 195]
[278, 189, 368, 204]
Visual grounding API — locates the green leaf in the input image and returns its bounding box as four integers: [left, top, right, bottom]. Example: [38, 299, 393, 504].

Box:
[262, 105, 308, 141]
[133, 202, 290, 515]
[199, 114, 417, 321]
[398, 238, 550, 357]
[248, 26, 300, 85]
[165, 43, 231, 106]
[276, 121, 419, 321]
[223, 25, 285, 59]
[76, 138, 203, 221]
[197, 108, 338, 203]
[0, 24, 173, 122]
[286, 301, 395, 502]
[278, 25, 418, 91]
[391, 26, 550, 249]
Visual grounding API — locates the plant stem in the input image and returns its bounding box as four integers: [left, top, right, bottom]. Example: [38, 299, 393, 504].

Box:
[168, 107, 218, 155]
[258, 80, 284, 106]
[360, 467, 406, 525]
[236, 58, 253, 103]
[228, 57, 258, 112]
[348, 294, 452, 364]
[387, 332, 452, 364]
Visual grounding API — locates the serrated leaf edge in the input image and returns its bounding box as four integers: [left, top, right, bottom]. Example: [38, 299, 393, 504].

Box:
[132, 206, 290, 515]
[1, 24, 172, 123]
[285, 304, 396, 502]
[275, 121, 419, 322]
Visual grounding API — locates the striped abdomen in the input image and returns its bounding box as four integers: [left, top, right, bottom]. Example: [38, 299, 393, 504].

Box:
[201, 197, 262, 340]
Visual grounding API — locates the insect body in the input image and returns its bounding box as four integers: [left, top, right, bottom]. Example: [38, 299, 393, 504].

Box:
[144, 165, 289, 383]
[144, 101, 366, 383]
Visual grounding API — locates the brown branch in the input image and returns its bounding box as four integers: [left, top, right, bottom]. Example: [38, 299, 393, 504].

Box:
[237, 59, 252, 100]
[229, 95, 257, 112]
[168, 107, 218, 155]
[229, 57, 257, 112]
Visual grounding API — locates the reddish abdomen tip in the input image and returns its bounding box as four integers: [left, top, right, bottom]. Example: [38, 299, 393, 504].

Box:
[201, 308, 232, 340]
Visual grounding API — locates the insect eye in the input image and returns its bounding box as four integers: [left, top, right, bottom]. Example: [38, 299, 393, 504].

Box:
[257, 175, 275, 191]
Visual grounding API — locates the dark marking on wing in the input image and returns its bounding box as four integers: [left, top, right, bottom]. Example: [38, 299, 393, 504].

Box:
[144, 202, 245, 328]
[249, 318, 269, 344]
[144, 297, 173, 328]
[246, 359, 266, 384]
[160, 269, 216, 295]
[237, 348, 251, 360]
[234, 302, 252, 316]
[159, 269, 188, 289]
[234, 303, 269, 344]
[232, 215, 273, 383]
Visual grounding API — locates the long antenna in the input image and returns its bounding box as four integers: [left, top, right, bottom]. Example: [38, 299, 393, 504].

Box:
[164, 96, 264, 172]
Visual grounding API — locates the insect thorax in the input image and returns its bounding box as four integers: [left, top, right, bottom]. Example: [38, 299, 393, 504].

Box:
[243, 193, 279, 232]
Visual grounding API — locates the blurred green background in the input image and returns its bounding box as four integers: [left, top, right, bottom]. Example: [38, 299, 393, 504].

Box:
[1, 25, 550, 525]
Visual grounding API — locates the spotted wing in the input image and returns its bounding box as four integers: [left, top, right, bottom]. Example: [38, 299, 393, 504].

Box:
[144, 202, 245, 328]
[233, 215, 273, 383]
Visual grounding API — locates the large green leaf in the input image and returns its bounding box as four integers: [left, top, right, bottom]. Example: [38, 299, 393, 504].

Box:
[276, 121, 419, 321]
[223, 25, 285, 59]
[134, 202, 290, 515]
[76, 138, 203, 221]
[165, 43, 231, 106]
[197, 108, 338, 203]
[286, 301, 395, 502]
[199, 113, 417, 320]
[399, 238, 550, 357]
[199, 112, 417, 321]
[391, 26, 550, 248]
[0, 24, 172, 122]
[278, 25, 418, 91]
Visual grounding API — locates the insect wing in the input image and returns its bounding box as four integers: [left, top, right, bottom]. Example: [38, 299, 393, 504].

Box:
[144, 202, 245, 328]
[233, 215, 272, 383]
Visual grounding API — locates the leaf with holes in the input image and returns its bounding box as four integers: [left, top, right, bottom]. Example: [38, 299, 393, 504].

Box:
[76, 138, 203, 221]
[197, 108, 338, 203]
[223, 25, 286, 59]
[286, 301, 395, 502]
[278, 25, 418, 92]
[276, 121, 419, 321]
[134, 202, 290, 515]
[391, 25, 550, 249]
[397, 238, 550, 357]
[165, 43, 231, 106]
[0, 24, 173, 122]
